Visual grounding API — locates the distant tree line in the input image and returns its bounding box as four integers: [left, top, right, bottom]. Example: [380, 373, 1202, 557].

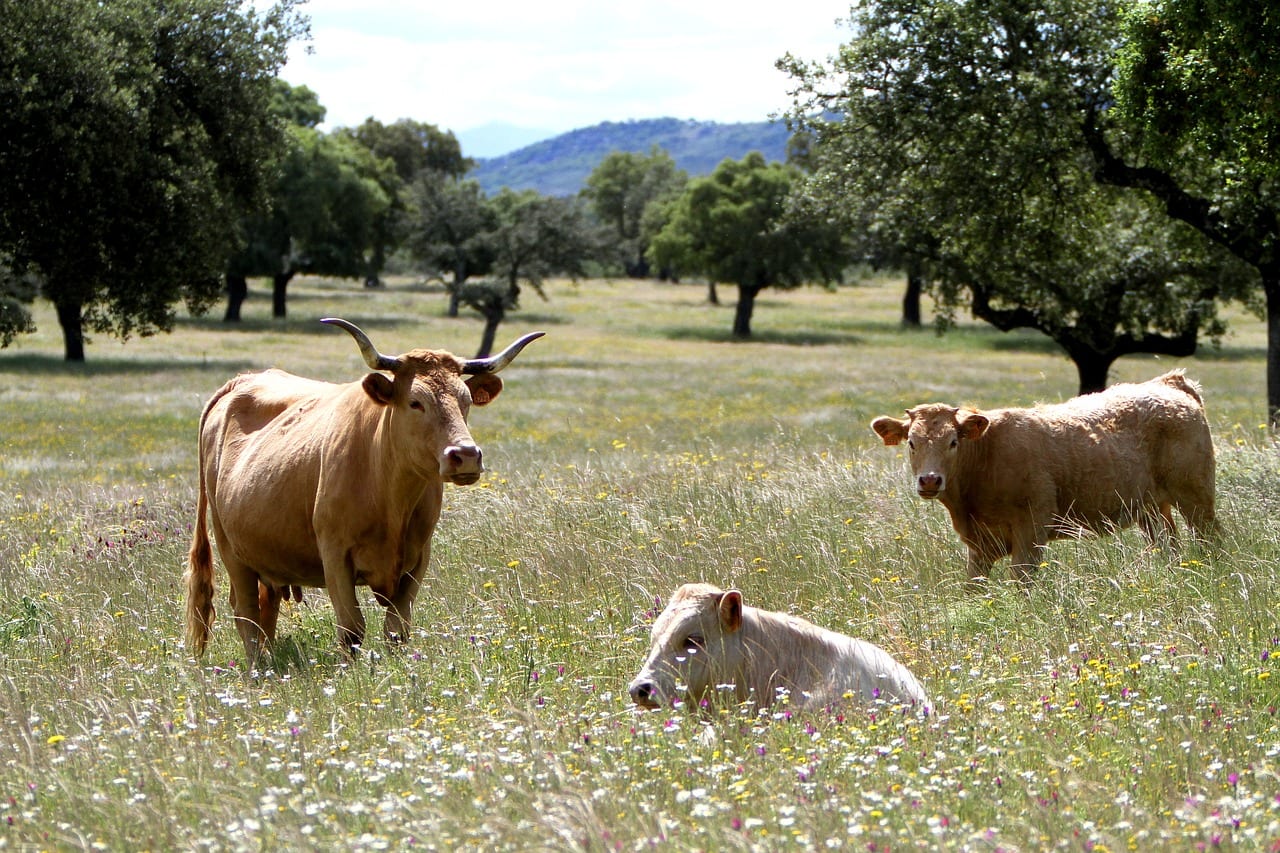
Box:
[0, 0, 855, 361]
[5, 0, 1280, 426]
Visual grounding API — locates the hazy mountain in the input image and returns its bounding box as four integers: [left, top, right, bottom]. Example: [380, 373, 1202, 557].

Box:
[456, 121, 557, 159]
[469, 117, 793, 196]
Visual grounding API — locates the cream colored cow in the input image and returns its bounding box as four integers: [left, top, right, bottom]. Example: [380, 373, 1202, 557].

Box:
[628, 583, 928, 712]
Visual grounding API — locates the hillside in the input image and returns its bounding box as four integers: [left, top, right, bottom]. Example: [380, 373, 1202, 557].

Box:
[469, 117, 792, 196]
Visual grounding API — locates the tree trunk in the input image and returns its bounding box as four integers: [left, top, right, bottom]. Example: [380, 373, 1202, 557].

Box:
[55, 300, 85, 362]
[732, 284, 760, 338]
[708, 281, 719, 305]
[224, 274, 247, 322]
[902, 268, 923, 328]
[476, 307, 504, 358]
[447, 263, 465, 318]
[1266, 275, 1280, 426]
[366, 231, 387, 288]
[272, 271, 294, 318]
[1072, 352, 1115, 396]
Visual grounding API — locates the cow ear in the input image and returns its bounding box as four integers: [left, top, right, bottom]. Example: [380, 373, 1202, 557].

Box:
[957, 411, 990, 440]
[717, 590, 744, 633]
[362, 373, 395, 406]
[465, 374, 504, 407]
[871, 416, 909, 446]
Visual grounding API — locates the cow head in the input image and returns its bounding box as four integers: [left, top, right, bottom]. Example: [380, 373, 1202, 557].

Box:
[628, 583, 746, 711]
[871, 404, 989, 499]
[322, 318, 544, 485]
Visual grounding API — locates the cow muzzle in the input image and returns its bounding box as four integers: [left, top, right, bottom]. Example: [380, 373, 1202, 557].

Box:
[916, 472, 944, 498]
[442, 443, 483, 484]
[628, 678, 663, 709]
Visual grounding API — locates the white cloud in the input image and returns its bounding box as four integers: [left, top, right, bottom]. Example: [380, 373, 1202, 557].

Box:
[282, 0, 850, 134]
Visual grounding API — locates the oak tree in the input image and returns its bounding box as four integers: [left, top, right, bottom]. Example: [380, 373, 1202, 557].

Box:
[0, 0, 304, 359]
[783, 0, 1257, 393]
[648, 152, 849, 338]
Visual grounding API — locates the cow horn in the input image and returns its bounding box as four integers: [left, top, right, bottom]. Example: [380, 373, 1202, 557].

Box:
[320, 318, 401, 371]
[463, 331, 546, 375]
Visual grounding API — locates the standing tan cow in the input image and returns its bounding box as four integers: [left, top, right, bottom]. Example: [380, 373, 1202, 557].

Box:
[870, 370, 1216, 585]
[628, 583, 929, 712]
[186, 318, 543, 664]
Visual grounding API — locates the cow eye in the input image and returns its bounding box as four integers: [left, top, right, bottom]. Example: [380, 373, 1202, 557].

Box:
[949, 438, 958, 449]
[907, 439, 915, 450]
[684, 634, 704, 651]
[409, 400, 425, 412]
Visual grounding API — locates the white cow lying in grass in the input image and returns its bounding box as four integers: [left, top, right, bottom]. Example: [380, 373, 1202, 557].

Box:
[628, 583, 929, 713]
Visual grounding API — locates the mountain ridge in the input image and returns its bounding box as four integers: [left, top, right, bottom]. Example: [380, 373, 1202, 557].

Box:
[469, 117, 792, 196]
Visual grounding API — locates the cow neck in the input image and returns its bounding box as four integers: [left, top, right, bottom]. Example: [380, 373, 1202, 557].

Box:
[737, 607, 840, 700]
[374, 404, 445, 505]
[332, 388, 442, 516]
[946, 419, 996, 509]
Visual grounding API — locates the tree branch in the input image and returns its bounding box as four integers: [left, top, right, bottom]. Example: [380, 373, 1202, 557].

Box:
[1082, 107, 1271, 265]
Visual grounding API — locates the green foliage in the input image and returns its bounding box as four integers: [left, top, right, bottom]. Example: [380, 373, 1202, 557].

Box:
[1115, 0, 1280, 180]
[784, 0, 1259, 392]
[232, 125, 393, 281]
[582, 147, 688, 276]
[0, 253, 36, 347]
[334, 118, 472, 284]
[0, 279, 1277, 849]
[341, 117, 470, 183]
[269, 78, 326, 130]
[649, 153, 849, 336]
[486, 189, 598, 295]
[0, 0, 305, 359]
[402, 174, 497, 287]
[1089, 0, 1280, 419]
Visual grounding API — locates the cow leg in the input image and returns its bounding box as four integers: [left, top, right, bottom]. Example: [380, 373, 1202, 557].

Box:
[1138, 503, 1178, 550]
[320, 549, 365, 653]
[963, 547, 995, 590]
[1008, 543, 1045, 587]
[1011, 505, 1056, 586]
[1008, 525, 1047, 588]
[1175, 490, 1219, 543]
[257, 583, 284, 643]
[382, 568, 424, 644]
[225, 561, 269, 668]
[326, 586, 365, 653]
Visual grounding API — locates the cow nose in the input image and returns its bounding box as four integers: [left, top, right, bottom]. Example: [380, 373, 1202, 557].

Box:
[917, 472, 943, 494]
[442, 444, 483, 484]
[443, 443, 482, 473]
[629, 681, 659, 708]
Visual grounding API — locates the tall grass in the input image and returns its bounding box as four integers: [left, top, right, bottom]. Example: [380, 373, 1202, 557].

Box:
[0, 276, 1277, 850]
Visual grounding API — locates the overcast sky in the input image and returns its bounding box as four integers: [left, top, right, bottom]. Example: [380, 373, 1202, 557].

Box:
[281, 1, 851, 140]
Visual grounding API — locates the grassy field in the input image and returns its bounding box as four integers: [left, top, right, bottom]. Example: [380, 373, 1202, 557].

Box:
[0, 275, 1277, 850]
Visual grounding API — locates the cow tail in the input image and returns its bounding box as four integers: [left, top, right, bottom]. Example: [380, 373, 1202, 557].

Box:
[186, 475, 215, 657]
[186, 384, 232, 658]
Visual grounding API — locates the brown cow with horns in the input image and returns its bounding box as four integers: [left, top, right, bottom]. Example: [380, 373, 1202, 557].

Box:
[186, 318, 543, 664]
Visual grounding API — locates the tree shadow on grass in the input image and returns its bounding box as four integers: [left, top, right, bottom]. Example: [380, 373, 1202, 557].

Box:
[936, 324, 1269, 364]
[0, 352, 253, 376]
[985, 333, 1268, 363]
[179, 310, 569, 337]
[660, 326, 866, 347]
[1186, 344, 1268, 363]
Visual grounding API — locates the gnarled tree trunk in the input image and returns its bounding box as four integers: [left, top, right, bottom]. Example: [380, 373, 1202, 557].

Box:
[732, 284, 761, 338]
[54, 299, 85, 362]
[224, 274, 248, 322]
[272, 271, 294, 318]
